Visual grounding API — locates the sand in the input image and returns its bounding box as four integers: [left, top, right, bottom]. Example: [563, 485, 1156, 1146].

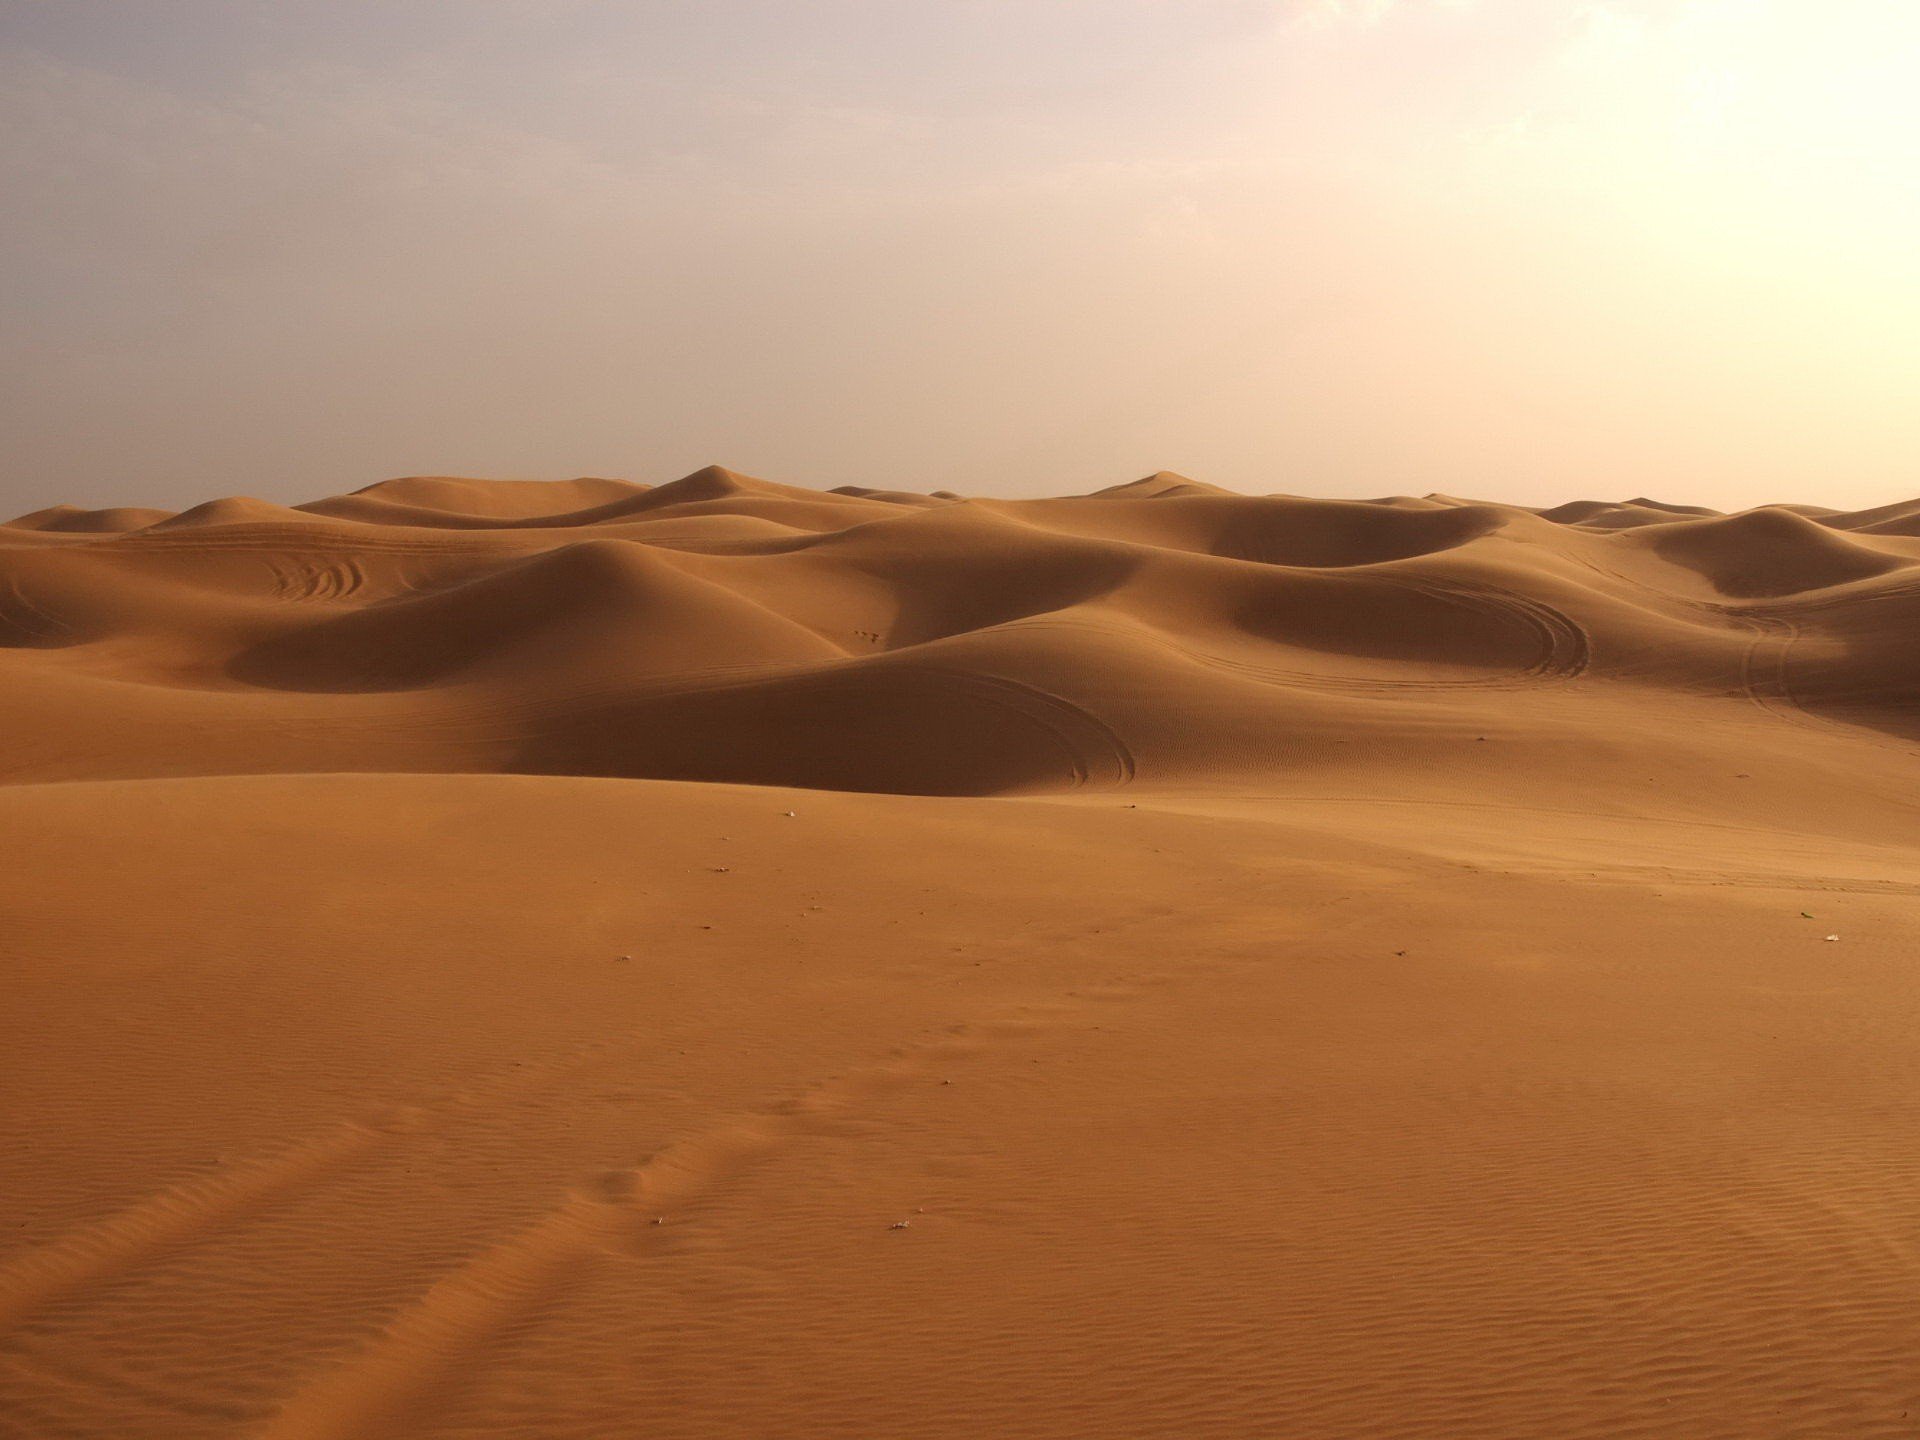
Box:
[2, 469, 1919, 1438]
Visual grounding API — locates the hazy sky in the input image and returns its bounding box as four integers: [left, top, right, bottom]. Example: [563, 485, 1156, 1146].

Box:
[5, 0, 1919, 513]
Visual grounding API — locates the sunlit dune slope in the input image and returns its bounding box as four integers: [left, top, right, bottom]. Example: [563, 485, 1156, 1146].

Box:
[3, 468, 1917, 792]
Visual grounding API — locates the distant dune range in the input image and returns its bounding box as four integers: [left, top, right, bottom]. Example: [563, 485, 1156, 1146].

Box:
[6, 472, 1920, 1439]
[3, 467, 1918, 793]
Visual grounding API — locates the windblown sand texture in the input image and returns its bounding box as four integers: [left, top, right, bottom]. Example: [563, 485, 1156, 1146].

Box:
[4, 469, 1920, 1438]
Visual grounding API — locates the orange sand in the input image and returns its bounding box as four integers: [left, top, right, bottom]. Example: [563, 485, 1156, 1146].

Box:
[3, 470, 1919, 1437]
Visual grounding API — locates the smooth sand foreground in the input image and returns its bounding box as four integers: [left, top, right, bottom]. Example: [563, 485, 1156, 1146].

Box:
[3, 473, 1920, 1437]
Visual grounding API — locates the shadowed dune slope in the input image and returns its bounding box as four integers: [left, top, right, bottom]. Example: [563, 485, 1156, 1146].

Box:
[335, 474, 648, 516]
[1627, 506, 1916, 598]
[1809, 496, 1920, 537]
[232, 539, 846, 692]
[3, 469, 1920, 791]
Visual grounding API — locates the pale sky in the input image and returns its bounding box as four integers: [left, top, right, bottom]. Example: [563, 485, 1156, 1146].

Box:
[4, 1, 1919, 513]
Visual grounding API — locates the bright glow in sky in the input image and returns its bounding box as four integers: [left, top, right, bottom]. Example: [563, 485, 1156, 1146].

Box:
[4, 1, 1919, 510]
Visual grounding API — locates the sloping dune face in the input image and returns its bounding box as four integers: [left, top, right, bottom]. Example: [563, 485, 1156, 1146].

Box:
[2, 467, 1918, 791]
[8, 473, 1920, 1440]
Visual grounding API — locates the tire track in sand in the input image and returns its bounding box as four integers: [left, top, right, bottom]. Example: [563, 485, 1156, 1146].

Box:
[1727, 609, 1829, 738]
[0, 1123, 382, 1335]
[250, 995, 1143, 1440]
[0, 1032, 656, 1334]
[1005, 576, 1590, 697]
[903, 667, 1137, 787]
[267, 555, 368, 603]
[0, 577, 77, 646]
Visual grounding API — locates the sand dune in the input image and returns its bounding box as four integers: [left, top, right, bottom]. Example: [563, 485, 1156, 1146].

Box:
[1628, 506, 1914, 599]
[2, 468, 1917, 790]
[4, 472, 1920, 1437]
[3, 504, 178, 535]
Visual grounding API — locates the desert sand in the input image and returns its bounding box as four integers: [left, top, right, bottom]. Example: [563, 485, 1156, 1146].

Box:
[3, 469, 1920, 1438]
